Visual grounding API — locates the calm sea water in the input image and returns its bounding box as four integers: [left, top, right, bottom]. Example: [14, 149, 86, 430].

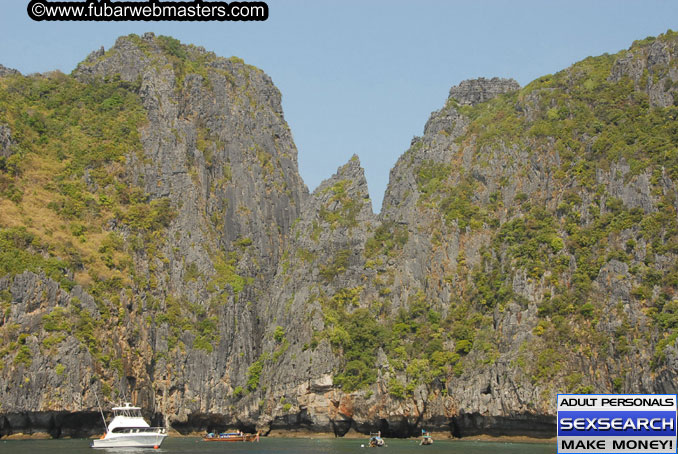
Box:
[1, 437, 555, 454]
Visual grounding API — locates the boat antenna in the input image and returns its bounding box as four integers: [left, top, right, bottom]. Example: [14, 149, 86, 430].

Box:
[95, 390, 108, 433]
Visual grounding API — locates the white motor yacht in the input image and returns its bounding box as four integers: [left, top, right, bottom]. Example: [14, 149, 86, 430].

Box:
[90, 402, 167, 448]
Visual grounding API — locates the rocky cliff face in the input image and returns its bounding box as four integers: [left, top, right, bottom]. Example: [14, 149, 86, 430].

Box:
[448, 77, 520, 106]
[2, 30, 678, 439]
[376, 31, 678, 433]
[0, 33, 307, 436]
[609, 34, 678, 107]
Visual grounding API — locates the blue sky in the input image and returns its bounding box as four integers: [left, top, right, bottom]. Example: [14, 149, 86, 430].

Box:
[1, 1, 677, 212]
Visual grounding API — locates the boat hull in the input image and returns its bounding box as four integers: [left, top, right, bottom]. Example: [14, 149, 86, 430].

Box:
[91, 433, 167, 448]
[203, 434, 258, 442]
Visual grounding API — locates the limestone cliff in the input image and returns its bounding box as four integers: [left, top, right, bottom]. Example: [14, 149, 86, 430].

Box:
[0, 32, 307, 435]
[2, 30, 678, 439]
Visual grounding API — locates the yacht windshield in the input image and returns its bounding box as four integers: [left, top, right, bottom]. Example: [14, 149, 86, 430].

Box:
[114, 407, 143, 418]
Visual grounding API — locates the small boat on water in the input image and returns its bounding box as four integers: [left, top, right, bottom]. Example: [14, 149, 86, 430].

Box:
[420, 429, 433, 445]
[368, 431, 385, 447]
[90, 402, 167, 448]
[203, 431, 260, 442]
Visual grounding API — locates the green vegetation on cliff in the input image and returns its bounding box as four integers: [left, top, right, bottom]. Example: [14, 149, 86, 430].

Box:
[405, 30, 678, 395]
[0, 63, 179, 381]
[2, 30, 678, 431]
[312, 30, 678, 398]
[0, 70, 151, 285]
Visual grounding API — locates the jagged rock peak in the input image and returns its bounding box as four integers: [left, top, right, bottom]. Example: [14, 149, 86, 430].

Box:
[337, 154, 366, 179]
[71, 32, 289, 117]
[74, 32, 212, 81]
[311, 154, 374, 218]
[72, 32, 265, 87]
[316, 155, 368, 195]
[85, 32, 215, 64]
[448, 77, 520, 106]
[0, 64, 20, 78]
